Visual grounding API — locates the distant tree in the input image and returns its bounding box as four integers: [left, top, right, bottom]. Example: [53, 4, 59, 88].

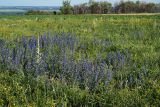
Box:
[138, 1, 147, 13]
[115, 1, 135, 13]
[89, 0, 94, 5]
[145, 3, 156, 13]
[114, 1, 157, 13]
[53, 11, 57, 15]
[60, 0, 159, 14]
[60, 0, 73, 14]
[73, 3, 89, 14]
[99, 1, 112, 14]
[90, 2, 101, 14]
[155, 3, 160, 13]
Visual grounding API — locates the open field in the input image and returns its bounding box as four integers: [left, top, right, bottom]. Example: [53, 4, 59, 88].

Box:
[0, 14, 160, 106]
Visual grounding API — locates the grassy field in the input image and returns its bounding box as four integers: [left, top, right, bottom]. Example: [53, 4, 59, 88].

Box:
[0, 14, 160, 106]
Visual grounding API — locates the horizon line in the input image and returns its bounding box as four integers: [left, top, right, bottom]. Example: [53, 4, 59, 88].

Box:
[0, 5, 60, 7]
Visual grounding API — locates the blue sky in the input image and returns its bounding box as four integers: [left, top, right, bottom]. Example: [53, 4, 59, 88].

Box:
[0, 0, 159, 6]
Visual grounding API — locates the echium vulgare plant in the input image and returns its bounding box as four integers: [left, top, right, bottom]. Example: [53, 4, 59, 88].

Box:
[0, 33, 149, 90]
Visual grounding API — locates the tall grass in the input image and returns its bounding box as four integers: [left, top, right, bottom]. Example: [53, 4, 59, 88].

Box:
[0, 14, 160, 106]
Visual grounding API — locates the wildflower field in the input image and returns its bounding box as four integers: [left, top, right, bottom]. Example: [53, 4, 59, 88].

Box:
[0, 14, 160, 106]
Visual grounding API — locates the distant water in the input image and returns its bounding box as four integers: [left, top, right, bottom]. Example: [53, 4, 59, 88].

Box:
[0, 9, 26, 12]
[0, 6, 60, 15]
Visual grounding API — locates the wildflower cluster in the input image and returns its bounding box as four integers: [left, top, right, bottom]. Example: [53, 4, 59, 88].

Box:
[0, 33, 148, 90]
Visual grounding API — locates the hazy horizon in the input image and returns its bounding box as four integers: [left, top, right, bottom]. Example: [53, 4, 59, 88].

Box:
[0, 0, 159, 6]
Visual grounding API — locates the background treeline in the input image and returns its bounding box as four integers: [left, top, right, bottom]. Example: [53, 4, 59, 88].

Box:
[60, 0, 160, 14]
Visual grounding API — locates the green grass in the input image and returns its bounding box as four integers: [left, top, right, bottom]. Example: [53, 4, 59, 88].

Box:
[0, 15, 159, 66]
[0, 14, 160, 106]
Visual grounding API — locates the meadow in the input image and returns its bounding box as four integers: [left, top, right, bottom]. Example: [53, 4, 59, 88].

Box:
[0, 14, 160, 106]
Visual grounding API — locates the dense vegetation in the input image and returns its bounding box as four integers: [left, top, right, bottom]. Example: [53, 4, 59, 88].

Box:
[60, 0, 160, 14]
[0, 14, 160, 106]
[25, 0, 160, 15]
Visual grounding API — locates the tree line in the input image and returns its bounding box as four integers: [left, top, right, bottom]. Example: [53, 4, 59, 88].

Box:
[60, 0, 160, 14]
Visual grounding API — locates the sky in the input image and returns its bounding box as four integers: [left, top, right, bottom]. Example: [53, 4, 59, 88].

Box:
[0, 0, 159, 6]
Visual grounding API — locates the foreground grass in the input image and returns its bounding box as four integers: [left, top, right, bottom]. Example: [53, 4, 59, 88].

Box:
[0, 14, 160, 106]
[0, 71, 160, 107]
[0, 15, 159, 63]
